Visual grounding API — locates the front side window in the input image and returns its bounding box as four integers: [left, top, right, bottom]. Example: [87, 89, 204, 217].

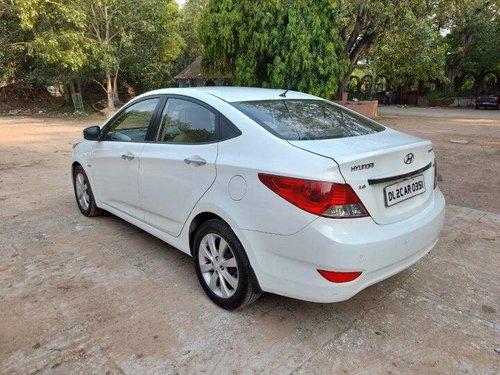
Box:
[104, 98, 159, 142]
[232, 99, 385, 141]
[157, 98, 216, 143]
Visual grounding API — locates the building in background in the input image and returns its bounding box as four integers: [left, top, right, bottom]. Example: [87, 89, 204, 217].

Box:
[174, 57, 231, 88]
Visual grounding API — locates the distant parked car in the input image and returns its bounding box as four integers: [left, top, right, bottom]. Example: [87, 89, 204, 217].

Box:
[475, 91, 499, 109]
[71, 87, 445, 309]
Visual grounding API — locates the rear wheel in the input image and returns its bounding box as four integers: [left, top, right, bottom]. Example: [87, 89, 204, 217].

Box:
[193, 219, 261, 309]
[73, 165, 102, 217]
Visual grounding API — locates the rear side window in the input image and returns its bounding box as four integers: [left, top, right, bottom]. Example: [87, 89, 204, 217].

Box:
[219, 115, 242, 140]
[232, 99, 384, 141]
[157, 98, 216, 143]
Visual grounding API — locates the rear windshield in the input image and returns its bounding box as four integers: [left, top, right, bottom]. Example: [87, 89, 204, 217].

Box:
[232, 99, 385, 140]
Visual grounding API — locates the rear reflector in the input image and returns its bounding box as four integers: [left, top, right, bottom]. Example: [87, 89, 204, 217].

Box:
[317, 270, 362, 283]
[258, 173, 369, 218]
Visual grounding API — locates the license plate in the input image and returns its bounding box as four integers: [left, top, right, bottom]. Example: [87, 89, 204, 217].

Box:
[384, 174, 426, 207]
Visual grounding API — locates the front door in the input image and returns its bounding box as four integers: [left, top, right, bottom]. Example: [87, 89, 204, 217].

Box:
[91, 97, 161, 220]
[140, 97, 218, 236]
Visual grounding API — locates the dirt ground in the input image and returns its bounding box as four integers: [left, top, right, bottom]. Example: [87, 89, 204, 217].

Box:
[379, 106, 500, 214]
[0, 107, 499, 374]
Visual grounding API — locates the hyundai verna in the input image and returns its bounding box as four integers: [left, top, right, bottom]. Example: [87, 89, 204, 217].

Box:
[71, 87, 445, 309]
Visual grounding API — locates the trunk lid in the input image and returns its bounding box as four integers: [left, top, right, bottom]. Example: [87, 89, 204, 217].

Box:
[289, 128, 435, 224]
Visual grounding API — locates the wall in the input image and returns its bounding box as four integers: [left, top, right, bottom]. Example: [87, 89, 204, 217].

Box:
[336, 100, 378, 118]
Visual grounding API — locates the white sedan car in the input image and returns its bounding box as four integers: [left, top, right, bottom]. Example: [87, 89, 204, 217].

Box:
[72, 87, 445, 309]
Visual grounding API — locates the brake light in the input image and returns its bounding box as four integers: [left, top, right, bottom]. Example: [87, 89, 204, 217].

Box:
[258, 174, 369, 218]
[318, 270, 362, 283]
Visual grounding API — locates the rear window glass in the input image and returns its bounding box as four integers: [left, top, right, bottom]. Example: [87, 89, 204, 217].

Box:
[232, 99, 385, 140]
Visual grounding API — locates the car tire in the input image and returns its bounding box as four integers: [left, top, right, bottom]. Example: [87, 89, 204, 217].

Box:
[193, 219, 262, 310]
[73, 165, 102, 217]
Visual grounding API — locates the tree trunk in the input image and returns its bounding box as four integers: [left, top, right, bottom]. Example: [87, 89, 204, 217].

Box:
[417, 80, 425, 97]
[68, 81, 76, 95]
[62, 83, 70, 104]
[475, 71, 486, 93]
[337, 75, 350, 100]
[112, 70, 119, 106]
[106, 72, 115, 110]
[398, 84, 409, 105]
[337, 32, 376, 98]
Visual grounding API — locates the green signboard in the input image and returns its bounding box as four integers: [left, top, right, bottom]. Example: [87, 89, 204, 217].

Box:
[71, 93, 85, 113]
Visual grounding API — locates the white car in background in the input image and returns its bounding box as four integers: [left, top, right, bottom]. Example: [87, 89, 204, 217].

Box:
[72, 87, 445, 309]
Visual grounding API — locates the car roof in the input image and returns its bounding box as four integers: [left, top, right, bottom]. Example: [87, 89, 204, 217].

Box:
[140, 86, 319, 103]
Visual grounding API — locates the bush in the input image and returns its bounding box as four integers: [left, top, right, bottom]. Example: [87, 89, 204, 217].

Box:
[425, 90, 449, 100]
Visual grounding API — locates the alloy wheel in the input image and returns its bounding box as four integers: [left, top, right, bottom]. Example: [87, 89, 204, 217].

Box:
[198, 233, 239, 298]
[75, 172, 90, 211]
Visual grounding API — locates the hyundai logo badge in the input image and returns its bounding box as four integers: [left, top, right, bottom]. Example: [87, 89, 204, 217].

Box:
[404, 153, 414, 165]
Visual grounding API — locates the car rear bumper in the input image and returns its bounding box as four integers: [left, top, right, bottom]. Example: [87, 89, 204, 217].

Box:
[477, 101, 499, 107]
[237, 189, 446, 303]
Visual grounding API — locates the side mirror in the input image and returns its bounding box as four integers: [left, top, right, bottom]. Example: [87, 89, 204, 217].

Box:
[83, 126, 101, 140]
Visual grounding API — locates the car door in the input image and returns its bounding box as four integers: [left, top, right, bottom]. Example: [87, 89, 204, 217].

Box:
[139, 97, 218, 236]
[91, 97, 161, 220]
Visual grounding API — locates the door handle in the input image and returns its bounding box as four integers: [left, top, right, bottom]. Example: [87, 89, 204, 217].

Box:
[121, 152, 135, 160]
[184, 155, 207, 166]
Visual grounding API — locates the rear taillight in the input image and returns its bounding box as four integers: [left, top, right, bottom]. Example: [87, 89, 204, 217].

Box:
[433, 159, 438, 189]
[318, 270, 362, 283]
[258, 174, 369, 218]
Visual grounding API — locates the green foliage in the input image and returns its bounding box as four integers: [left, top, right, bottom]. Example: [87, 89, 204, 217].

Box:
[199, 0, 348, 98]
[117, 0, 185, 92]
[1, 0, 498, 106]
[440, 0, 499, 90]
[369, 16, 447, 85]
[0, 1, 34, 81]
[8, 0, 183, 107]
[425, 90, 450, 100]
[172, 0, 208, 77]
[338, 0, 433, 70]
[460, 8, 500, 75]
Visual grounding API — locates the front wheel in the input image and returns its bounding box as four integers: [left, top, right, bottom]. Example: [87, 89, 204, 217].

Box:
[193, 219, 261, 310]
[73, 165, 102, 217]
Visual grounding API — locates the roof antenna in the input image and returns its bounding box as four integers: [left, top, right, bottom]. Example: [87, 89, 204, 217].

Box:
[279, 88, 289, 98]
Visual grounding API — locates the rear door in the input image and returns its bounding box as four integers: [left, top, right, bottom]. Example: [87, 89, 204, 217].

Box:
[139, 97, 218, 236]
[91, 97, 161, 220]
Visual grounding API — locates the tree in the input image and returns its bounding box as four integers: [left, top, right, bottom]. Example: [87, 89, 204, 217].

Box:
[0, 0, 34, 83]
[12, 0, 183, 109]
[367, 14, 447, 92]
[336, 0, 437, 94]
[172, 0, 208, 77]
[199, 0, 347, 98]
[440, 0, 499, 93]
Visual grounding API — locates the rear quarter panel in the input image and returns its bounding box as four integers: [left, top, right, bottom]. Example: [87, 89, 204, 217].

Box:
[194, 101, 344, 235]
